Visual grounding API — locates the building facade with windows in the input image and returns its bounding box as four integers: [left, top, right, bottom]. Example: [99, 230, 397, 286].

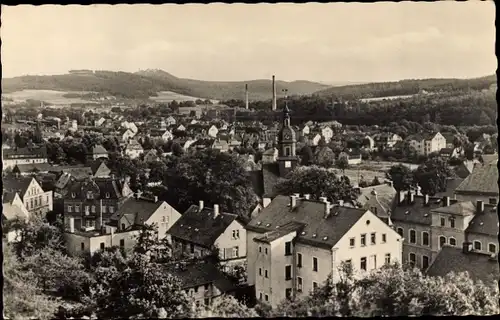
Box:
[3, 176, 53, 216]
[246, 195, 403, 308]
[2, 146, 48, 170]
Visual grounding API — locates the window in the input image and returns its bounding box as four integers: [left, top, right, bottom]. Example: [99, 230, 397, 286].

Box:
[30, 199, 33, 208]
[349, 237, 355, 247]
[75, 205, 80, 213]
[120, 239, 125, 247]
[371, 233, 376, 245]
[297, 277, 303, 292]
[285, 241, 292, 256]
[34, 198, 38, 206]
[409, 230, 416, 244]
[385, 253, 391, 265]
[265, 295, 269, 302]
[284, 147, 290, 156]
[259, 293, 263, 300]
[450, 218, 455, 228]
[259, 246, 262, 253]
[91, 205, 96, 213]
[284, 161, 291, 168]
[313, 282, 318, 290]
[449, 237, 456, 246]
[422, 256, 429, 270]
[85, 206, 90, 215]
[313, 257, 318, 272]
[102, 206, 106, 213]
[297, 253, 302, 267]
[121, 223, 126, 230]
[233, 246, 239, 258]
[439, 236, 446, 249]
[190, 244, 195, 254]
[265, 248, 268, 254]
[259, 268, 262, 276]
[360, 257, 367, 271]
[194, 286, 199, 293]
[361, 234, 367, 246]
[285, 288, 292, 300]
[232, 230, 240, 239]
[195, 301, 200, 308]
[489, 243, 497, 254]
[100, 242, 105, 250]
[440, 217, 445, 227]
[422, 232, 430, 246]
[285, 265, 292, 280]
[409, 253, 416, 267]
[382, 233, 387, 243]
[473, 240, 482, 251]
[265, 270, 268, 278]
[81, 242, 85, 251]
[397, 227, 403, 237]
[68, 205, 73, 213]
[204, 298, 210, 306]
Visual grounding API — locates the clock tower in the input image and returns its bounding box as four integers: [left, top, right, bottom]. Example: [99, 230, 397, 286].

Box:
[277, 104, 299, 177]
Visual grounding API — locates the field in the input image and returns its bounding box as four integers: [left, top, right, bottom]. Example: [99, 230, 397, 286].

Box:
[2, 89, 96, 105]
[149, 91, 218, 103]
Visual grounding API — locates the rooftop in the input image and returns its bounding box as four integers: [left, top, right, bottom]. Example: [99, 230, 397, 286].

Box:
[455, 162, 498, 195]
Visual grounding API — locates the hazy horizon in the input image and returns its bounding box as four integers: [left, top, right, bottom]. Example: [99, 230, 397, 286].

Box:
[1, 3, 496, 83]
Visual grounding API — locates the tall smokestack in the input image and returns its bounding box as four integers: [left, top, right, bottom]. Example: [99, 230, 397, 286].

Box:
[245, 84, 249, 110]
[272, 75, 277, 111]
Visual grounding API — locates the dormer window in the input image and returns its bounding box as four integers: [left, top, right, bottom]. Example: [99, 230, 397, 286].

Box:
[87, 191, 93, 199]
[71, 192, 76, 198]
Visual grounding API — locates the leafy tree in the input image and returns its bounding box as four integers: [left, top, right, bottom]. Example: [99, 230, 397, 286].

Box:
[413, 157, 453, 196]
[371, 176, 381, 186]
[197, 295, 258, 318]
[3, 244, 61, 320]
[88, 253, 193, 319]
[11, 216, 64, 259]
[275, 165, 357, 203]
[171, 142, 184, 156]
[386, 164, 414, 192]
[335, 157, 349, 176]
[315, 146, 336, 168]
[358, 179, 369, 188]
[300, 145, 314, 165]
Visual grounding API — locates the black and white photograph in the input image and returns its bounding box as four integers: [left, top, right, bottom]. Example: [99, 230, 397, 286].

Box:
[1, 2, 498, 319]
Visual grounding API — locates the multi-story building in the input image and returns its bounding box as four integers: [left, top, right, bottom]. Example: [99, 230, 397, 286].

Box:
[408, 132, 446, 156]
[2, 146, 48, 170]
[464, 200, 498, 256]
[245, 195, 403, 308]
[63, 176, 133, 232]
[373, 133, 403, 150]
[64, 196, 182, 256]
[123, 140, 144, 159]
[3, 176, 53, 216]
[167, 201, 247, 267]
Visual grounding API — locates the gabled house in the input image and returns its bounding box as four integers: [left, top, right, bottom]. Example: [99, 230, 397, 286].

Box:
[246, 195, 403, 307]
[407, 132, 446, 156]
[355, 182, 397, 225]
[121, 128, 136, 143]
[86, 145, 109, 162]
[143, 149, 160, 163]
[94, 117, 106, 127]
[177, 124, 186, 131]
[307, 133, 322, 146]
[123, 140, 144, 159]
[454, 161, 499, 203]
[90, 160, 111, 178]
[12, 163, 52, 176]
[212, 139, 229, 153]
[149, 129, 173, 141]
[165, 116, 177, 126]
[167, 201, 247, 266]
[207, 125, 219, 138]
[3, 176, 53, 216]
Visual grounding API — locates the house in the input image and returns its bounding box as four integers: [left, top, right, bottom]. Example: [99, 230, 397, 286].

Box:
[300, 125, 310, 136]
[12, 163, 52, 176]
[177, 124, 186, 131]
[355, 182, 397, 225]
[86, 144, 109, 162]
[2, 146, 48, 170]
[307, 133, 322, 146]
[90, 160, 111, 178]
[207, 125, 219, 138]
[464, 200, 498, 256]
[161, 261, 238, 307]
[63, 176, 133, 233]
[438, 147, 454, 159]
[150, 129, 173, 141]
[212, 139, 229, 153]
[107, 195, 182, 243]
[318, 126, 334, 143]
[433, 177, 465, 199]
[338, 151, 362, 165]
[408, 132, 447, 156]
[261, 148, 278, 164]
[3, 176, 53, 216]
[363, 135, 376, 151]
[121, 128, 136, 143]
[440, 132, 455, 149]
[143, 149, 159, 162]
[172, 137, 196, 150]
[167, 201, 247, 266]
[454, 161, 498, 203]
[2, 192, 30, 242]
[94, 117, 106, 127]
[246, 195, 403, 307]
[123, 140, 144, 159]
[426, 244, 499, 285]
[165, 116, 176, 126]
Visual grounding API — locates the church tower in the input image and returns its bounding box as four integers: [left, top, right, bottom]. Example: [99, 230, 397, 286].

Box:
[276, 103, 299, 177]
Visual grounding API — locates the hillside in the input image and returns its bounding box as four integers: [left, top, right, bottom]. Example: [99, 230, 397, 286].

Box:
[313, 75, 497, 100]
[2, 69, 329, 101]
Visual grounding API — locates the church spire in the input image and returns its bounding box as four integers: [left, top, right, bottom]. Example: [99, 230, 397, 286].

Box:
[282, 88, 290, 127]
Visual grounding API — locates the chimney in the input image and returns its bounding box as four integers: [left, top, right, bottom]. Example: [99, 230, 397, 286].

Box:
[304, 194, 310, 200]
[323, 200, 331, 218]
[245, 84, 249, 110]
[409, 193, 415, 204]
[154, 196, 158, 203]
[272, 75, 277, 111]
[213, 204, 220, 218]
[443, 196, 450, 207]
[69, 217, 75, 233]
[476, 200, 484, 213]
[290, 195, 297, 208]
[319, 196, 328, 203]
[263, 197, 271, 208]
[462, 242, 472, 254]
[424, 194, 429, 206]
[199, 200, 204, 211]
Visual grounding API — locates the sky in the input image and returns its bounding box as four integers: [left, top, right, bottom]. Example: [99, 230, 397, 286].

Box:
[1, 2, 496, 83]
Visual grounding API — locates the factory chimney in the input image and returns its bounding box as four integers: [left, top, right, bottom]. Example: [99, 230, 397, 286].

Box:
[272, 75, 277, 111]
[245, 84, 249, 110]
